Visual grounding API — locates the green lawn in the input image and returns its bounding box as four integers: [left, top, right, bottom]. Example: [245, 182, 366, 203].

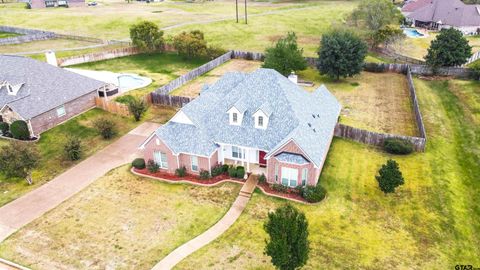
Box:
[0, 106, 177, 206]
[0, 31, 19, 38]
[0, 166, 241, 269]
[175, 77, 480, 269]
[0, 0, 357, 56]
[72, 52, 209, 98]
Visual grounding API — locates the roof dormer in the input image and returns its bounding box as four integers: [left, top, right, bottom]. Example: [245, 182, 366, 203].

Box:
[227, 98, 247, 126]
[1, 80, 24, 96]
[253, 102, 272, 130]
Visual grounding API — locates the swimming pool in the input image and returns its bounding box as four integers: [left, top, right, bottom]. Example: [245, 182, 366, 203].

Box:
[403, 28, 424, 38]
[118, 74, 151, 91]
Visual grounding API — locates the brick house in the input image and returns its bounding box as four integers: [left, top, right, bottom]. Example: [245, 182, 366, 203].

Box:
[0, 55, 107, 137]
[141, 69, 341, 187]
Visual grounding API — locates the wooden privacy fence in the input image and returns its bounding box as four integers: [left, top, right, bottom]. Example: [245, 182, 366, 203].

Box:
[94, 97, 130, 117]
[154, 51, 234, 94]
[150, 93, 193, 107]
[334, 124, 426, 151]
[406, 66, 427, 139]
[58, 47, 142, 67]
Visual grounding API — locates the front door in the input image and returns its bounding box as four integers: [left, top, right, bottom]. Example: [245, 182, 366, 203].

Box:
[259, 151, 267, 167]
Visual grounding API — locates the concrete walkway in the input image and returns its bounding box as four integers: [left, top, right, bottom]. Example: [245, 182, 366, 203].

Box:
[152, 175, 259, 270]
[0, 122, 159, 243]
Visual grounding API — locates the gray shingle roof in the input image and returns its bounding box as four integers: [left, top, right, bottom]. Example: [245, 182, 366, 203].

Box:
[274, 152, 309, 165]
[156, 68, 341, 166]
[155, 121, 218, 157]
[0, 55, 106, 119]
[407, 0, 480, 27]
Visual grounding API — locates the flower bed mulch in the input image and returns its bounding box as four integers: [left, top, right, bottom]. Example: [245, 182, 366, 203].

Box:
[256, 182, 309, 203]
[133, 168, 244, 185]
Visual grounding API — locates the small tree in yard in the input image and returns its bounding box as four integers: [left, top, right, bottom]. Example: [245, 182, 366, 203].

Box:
[317, 30, 368, 80]
[0, 142, 39, 185]
[376, 159, 404, 194]
[128, 97, 148, 121]
[130, 21, 165, 52]
[64, 136, 82, 161]
[371, 25, 405, 49]
[425, 28, 472, 69]
[262, 32, 307, 76]
[173, 30, 208, 59]
[93, 118, 116, 139]
[264, 204, 309, 270]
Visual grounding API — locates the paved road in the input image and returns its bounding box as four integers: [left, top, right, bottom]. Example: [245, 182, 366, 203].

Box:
[0, 122, 159, 243]
[152, 175, 259, 270]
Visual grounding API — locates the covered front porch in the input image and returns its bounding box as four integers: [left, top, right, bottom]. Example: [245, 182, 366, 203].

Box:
[217, 143, 268, 176]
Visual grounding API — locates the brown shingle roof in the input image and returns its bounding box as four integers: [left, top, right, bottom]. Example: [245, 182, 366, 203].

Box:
[407, 0, 480, 27]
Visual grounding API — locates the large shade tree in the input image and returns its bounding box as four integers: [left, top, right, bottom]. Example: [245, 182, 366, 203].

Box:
[350, 0, 402, 31]
[264, 204, 309, 270]
[317, 30, 368, 80]
[425, 28, 472, 68]
[262, 32, 307, 77]
[130, 21, 165, 52]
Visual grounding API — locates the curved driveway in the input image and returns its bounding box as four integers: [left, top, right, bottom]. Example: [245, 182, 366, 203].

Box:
[0, 122, 159, 242]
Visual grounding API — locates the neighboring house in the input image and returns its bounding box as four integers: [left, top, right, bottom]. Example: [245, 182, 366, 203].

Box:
[402, 0, 480, 35]
[29, 0, 84, 8]
[141, 68, 341, 188]
[0, 55, 107, 137]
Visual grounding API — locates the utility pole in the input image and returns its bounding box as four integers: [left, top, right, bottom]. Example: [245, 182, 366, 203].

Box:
[244, 0, 247, 24]
[236, 0, 239, 23]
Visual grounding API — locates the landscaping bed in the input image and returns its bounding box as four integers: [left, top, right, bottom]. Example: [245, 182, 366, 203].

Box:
[255, 181, 307, 203]
[132, 167, 244, 186]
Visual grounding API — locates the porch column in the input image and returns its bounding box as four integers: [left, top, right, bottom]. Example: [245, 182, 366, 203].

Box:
[246, 149, 250, 173]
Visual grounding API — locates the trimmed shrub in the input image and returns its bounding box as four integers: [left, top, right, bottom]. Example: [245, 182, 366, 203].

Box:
[10, 120, 30, 140]
[199, 169, 211, 179]
[301, 185, 326, 203]
[147, 159, 159, 173]
[211, 163, 224, 177]
[376, 159, 404, 193]
[258, 173, 266, 184]
[272, 184, 288, 193]
[115, 95, 136, 105]
[384, 138, 414, 155]
[236, 166, 245, 179]
[228, 166, 237, 178]
[132, 158, 146, 169]
[222, 164, 229, 173]
[175, 166, 187, 177]
[93, 118, 116, 139]
[64, 136, 82, 161]
[0, 122, 9, 135]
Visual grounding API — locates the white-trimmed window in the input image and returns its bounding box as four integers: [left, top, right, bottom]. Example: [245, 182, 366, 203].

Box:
[281, 167, 298, 187]
[154, 151, 168, 169]
[56, 105, 66, 117]
[191, 156, 199, 172]
[302, 168, 308, 186]
[258, 116, 264, 127]
[275, 163, 279, 182]
[232, 146, 242, 159]
[232, 112, 238, 123]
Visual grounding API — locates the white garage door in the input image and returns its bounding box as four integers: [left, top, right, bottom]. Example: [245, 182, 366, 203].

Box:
[281, 167, 298, 187]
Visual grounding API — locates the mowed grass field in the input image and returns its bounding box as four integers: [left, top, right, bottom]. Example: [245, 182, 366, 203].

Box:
[298, 68, 418, 136]
[0, 0, 357, 56]
[174, 77, 480, 269]
[0, 106, 177, 206]
[0, 166, 242, 269]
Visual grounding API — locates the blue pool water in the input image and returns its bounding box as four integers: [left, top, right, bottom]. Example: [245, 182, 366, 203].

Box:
[118, 75, 149, 91]
[403, 28, 424, 38]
